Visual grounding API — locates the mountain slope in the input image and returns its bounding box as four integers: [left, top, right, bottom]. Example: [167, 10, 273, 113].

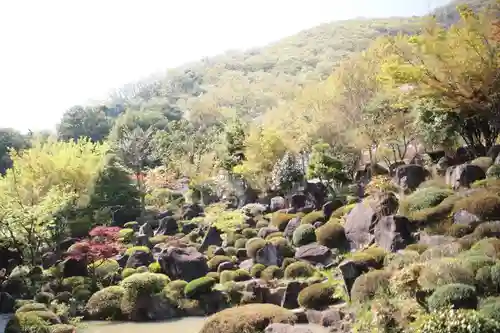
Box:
[106, 0, 493, 123]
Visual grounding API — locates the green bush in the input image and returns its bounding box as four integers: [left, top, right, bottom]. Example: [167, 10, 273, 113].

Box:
[164, 280, 188, 300]
[409, 194, 459, 226]
[453, 191, 500, 222]
[61, 276, 89, 291]
[199, 303, 295, 333]
[118, 228, 135, 242]
[120, 272, 170, 318]
[414, 309, 500, 333]
[271, 213, 297, 231]
[125, 246, 151, 256]
[457, 254, 495, 275]
[242, 228, 258, 239]
[90, 259, 120, 278]
[234, 238, 248, 249]
[184, 277, 216, 299]
[284, 262, 315, 280]
[330, 203, 356, 219]
[297, 283, 335, 310]
[260, 266, 284, 281]
[418, 259, 475, 291]
[471, 157, 493, 171]
[428, 283, 478, 311]
[5, 313, 51, 333]
[475, 263, 500, 295]
[207, 255, 233, 271]
[486, 164, 500, 179]
[400, 187, 453, 215]
[384, 250, 420, 270]
[250, 264, 266, 278]
[420, 243, 464, 261]
[226, 231, 245, 247]
[148, 261, 162, 273]
[245, 238, 268, 258]
[220, 271, 235, 284]
[265, 232, 283, 240]
[34, 292, 54, 305]
[292, 224, 317, 247]
[351, 270, 391, 303]
[136, 266, 148, 273]
[121, 268, 137, 279]
[315, 222, 346, 249]
[300, 211, 325, 225]
[85, 286, 125, 320]
[281, 258, 297, 270]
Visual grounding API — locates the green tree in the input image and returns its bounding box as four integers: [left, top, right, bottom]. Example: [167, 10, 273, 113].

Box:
[271, 152, 304, 193]
[57, 105, 112, 142]
[307, 143, 348, 183]
[0, 138, 108, 264]
[0, 128, 29, 175]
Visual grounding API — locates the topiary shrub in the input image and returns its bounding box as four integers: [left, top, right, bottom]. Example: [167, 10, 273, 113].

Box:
[85, 286, 125, 320]
[471, 157, 493, 172]
[184, 276, 216, 299]
[61, 276, 89, 292]
[405, 243, 428, 254]
[409, 194, 459, 227]
[297, 283, 335, 310]
[118, 228, 135, 243]
[292, 224, 317, 247]
[164, 280, 188, 300]
[300, 211, 325, 225]
[420, 243, 464, 261]
[207, 255, 233, 271]
[486, 164, 500, 179]
[351, 270, 391, 303]
[234, 238, 248, 249]
[315, 222, 347, 249]
[284, 262, 315, 280]
[453, 191, 500, 222]
[260, 266, 284, 281]
[121, 268, 137, 279]
[281, 258, 297, 270]
[418, 258, 475, 291]
[125, 246, 151, 256]
[271, 213, 297, 231]
[245, 238, 267, 258]
[34, 292, 54, 305]
[120, 272, 170, 320]
[414, 308, 500, 333]
[250, 264, 266, 278]
[199, 303, 295, 333]
[428, 283, 478, 311]
[399, 187, 453, 215]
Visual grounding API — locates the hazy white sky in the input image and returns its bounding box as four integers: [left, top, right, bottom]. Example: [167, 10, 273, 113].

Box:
[0, 0, 449, 133]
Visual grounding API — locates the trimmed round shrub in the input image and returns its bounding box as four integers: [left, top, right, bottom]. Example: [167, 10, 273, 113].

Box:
[225, 246, 237, 257]
[281, 258, 297, 270]
[245, 238, 267, 258]
[486, 164, 500, 179]
[405, 243, 428, 254]
[121, 268, 137, 279]
[250, 264, 266, 278]
[61, 276, 89, 291]
[471, 156, 493, 171]
[184, 276, 216, 299]
[284, 262, 315, 280]
[125, 246, 151, 256]
[260, 266, 284, 281]
[297, 283, 335, 310]
[118, 228, 135, 242]
[271, 213, 297, 231]
[91, 259, 120, 278]
[414, 308, 500, 333]
[428, 283, 478, 311]
[234, 238, 248, 249]
[242, 228, 258, 239]
[148, 261, 162, 273]
[199, 303, 295, 333]
[34, 292, 54, 305]
[265, 232, 283, 240]
[418, 259, 475, 291]
[120, 272, 170, 318]
[400, 187, 453, 215]
[300, 211, 325, 225]
[256, 221, 269, 229]
[330, 203, 356, 219]
[453, 191, 500, 222]
[315, 222, 347, 249]
[208, 255, 233, 271]
[351, 270, 391, 303]
[292, 224, 316, 247]
[420, 242, 464, 261]
[85, 286, 125, 320]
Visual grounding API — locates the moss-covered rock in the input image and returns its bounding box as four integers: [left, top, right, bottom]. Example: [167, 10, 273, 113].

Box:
[297, 282, 336, 310]
[119, 228, 135, 242]
[184, 276, 216, 299]
[300, 211, 325, 225]
[271, 213, 297, 231]
[260, 265, 284, 281]
[86, 286, 125, 320]
[250, 264, 266, 278]
[399, 187, 453, 215]
[245, 238, 267, 258]
[453, 190, 500, 222]
[315, 222, 347, 249]
[292, 224, 317, 247]
[207, 255, 233, 271]
[284, 261, 315, 280]
[351, 270, 391, 303]
[428, 283, 478, 311]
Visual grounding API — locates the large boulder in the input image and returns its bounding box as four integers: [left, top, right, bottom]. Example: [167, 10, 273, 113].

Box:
[446, 164, 485, 190]
[154, 216, 178, 236]
[61, 258, 88, 278]
[271, 197, 286, 212]
[295, 243, 333, 267]
[393, 164, 427, 191]
[290, 194, 307, 212]
[125, 250, 154, 269]
[255, 243, 279, 266]
[138, 223, 154, 238]
[284, 217, 301, 239]
[339, 259, 373, 298]
[322, 200, 343, 220]
[343, 193, 399, 250]
[199, 226, 223, 253]
[374, 215, 413, 252]
[281, 281, 308, 309]
[41, 252, 59, 269]
[158, 246, 208, 281]
[182, 204, 204, 220]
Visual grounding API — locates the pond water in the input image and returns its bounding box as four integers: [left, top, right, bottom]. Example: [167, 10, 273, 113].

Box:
[83, 317, 330, 333]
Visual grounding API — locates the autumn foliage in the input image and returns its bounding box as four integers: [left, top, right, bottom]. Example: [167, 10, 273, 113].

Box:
[66, 226, 123, 263]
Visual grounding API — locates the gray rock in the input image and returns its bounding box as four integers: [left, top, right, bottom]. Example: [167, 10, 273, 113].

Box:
[295, 243, 333, 267]
[255, 243, 279, 266]
[158, 246, 208, 281]
[374, 215, 413, 252]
